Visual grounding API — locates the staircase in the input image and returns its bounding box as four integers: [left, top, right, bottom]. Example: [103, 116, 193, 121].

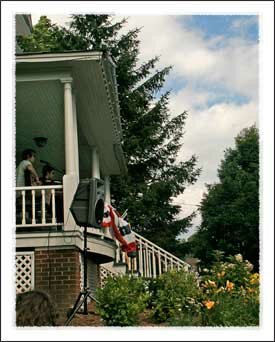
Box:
[100, 231, 191, 285]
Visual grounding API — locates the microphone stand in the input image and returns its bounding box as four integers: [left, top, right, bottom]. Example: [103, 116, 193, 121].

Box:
[40, 160, 64, 177]
[64, 226, 99, 326]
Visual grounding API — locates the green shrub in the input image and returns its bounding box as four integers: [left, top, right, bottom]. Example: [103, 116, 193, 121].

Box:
[201, 292, 259, 326]
[199, 254, 260, 326]
[200, 254, 255, 289]
[149, 270, 202, 323]
[167, 311, 203, 326]
[95, 254, 259, 327]
[95, 275, 149, 326]
[168, 254, 259, 326]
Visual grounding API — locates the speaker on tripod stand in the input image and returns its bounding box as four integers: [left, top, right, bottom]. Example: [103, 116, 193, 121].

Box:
[65, 177, 105, 326]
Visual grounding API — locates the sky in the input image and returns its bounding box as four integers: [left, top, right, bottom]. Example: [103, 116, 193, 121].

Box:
[32, 13, 259, 239]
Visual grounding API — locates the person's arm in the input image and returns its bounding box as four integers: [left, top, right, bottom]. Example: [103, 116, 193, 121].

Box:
[26, 164, 40, 184]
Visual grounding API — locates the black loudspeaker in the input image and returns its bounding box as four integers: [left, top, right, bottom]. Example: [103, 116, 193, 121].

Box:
[70, 178, 105, 228]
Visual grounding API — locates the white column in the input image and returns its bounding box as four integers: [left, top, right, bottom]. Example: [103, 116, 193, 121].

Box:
[152, 248, 156, 278]
[104, 176, 111, 204]
[72, 92, 79, 181]
[61, 78, 78, 230]
[104, 175, 114, 240]
[91, 146, 100, 179]
[139, 241, 144, 277]
[63, 79, 75, 175]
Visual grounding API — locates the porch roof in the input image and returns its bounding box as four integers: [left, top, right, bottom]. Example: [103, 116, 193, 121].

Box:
[16, 51, 127, 178]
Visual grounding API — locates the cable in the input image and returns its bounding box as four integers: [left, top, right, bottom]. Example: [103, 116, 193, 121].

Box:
[47, 230, 51, 291]
[58, 205, 77, 244]
[174, 202, 200, 207]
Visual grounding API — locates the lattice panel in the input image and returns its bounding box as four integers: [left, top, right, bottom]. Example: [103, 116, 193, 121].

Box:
[99, 266, 117, 288]
[16, 252, 35, 293]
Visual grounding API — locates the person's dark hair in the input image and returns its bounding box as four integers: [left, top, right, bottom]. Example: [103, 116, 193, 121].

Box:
[22, 149, 36, 160]
[16, 290, 58, 326]
[42, 165, 55, 179]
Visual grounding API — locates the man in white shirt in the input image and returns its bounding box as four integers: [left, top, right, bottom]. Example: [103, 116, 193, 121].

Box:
[16, 149, 40, 187]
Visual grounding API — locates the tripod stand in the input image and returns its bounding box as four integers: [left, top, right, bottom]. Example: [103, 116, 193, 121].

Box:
[65, 226, 99, 326]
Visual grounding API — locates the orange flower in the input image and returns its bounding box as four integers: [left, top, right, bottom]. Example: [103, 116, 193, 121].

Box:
[203, 300, 215, 309]
[226, 280, 234, 291]
[217, 271, 225, 278]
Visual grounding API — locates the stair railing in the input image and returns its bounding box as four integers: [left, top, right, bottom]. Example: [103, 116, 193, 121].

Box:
[116, 231, 191, 278]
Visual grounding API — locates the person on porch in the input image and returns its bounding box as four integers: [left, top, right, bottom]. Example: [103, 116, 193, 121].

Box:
[41, 164, 64, 223]
[16, 148, 40, 187]
[16, 149, 41, 223]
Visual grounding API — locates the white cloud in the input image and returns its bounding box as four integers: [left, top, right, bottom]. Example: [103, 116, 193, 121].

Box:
[175, 99, 258, 181]
[168, 72, 258, 232]
[122, 16, 258, 101]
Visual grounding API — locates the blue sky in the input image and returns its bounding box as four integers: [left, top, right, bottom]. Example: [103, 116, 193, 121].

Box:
[148, 14, 259, 124]
[181, 15, 259, 42]
[162, 15, 259, 106]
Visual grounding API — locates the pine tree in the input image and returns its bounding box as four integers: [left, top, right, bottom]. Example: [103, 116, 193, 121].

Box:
[17, 15, 201, 256]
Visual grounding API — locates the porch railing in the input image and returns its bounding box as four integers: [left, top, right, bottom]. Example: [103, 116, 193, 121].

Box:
[15, 186, 117, 242]
[115, 232, 191, 278]
[16, 185, 63, 227]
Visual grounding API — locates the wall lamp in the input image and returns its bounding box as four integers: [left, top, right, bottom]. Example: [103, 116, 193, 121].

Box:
[33, 137, 48, 148]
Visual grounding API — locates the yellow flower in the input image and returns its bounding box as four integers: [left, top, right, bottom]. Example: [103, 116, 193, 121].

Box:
[247, 287, 254, 293]
[234, 254, 243, 262]
[208, 280, 217, 287]
[250, 273, 260, 284]
[215, 286, 225, 294]
[203, 300, 215, 310]
[240, 285, 246, 296]
[217, 271, 225, 278]
[245, 260, 254, 271]
[226, 280, 234, 291]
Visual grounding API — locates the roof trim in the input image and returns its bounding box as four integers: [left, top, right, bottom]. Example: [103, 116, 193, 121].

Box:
[16, 51, 103, 62]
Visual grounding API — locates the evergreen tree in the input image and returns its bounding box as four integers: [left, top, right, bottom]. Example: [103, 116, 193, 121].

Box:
[17, 15, 201, 255]
[191, 126, 259, 270]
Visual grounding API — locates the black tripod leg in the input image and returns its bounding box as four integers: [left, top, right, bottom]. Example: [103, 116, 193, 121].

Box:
[65, 291, 91, 326]
[82, 291, 90, 315]
[65, 292, 84, 326]
[69, 292, 83, 315]
[87, 293, 100, 304]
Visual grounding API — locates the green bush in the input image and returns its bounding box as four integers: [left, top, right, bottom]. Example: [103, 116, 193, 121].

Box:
[201, 292, 259, 326]
[95, 275, 149, 326]
[200, 254, 255, 289]
[198, 254, 260, 326]
[167, 311, 203, 326]
[168, 254, 259, 326]
[149, 270, 202, 323]
[95, 254, 259, 327]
